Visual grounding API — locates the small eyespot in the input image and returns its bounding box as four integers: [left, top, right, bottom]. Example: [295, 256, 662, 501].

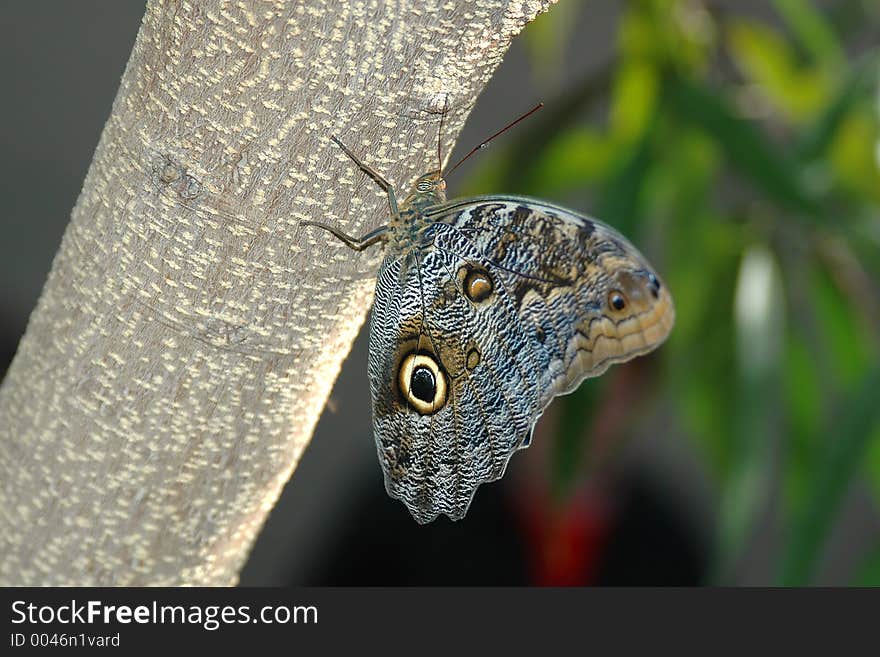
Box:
[609, 291, 627, 311]
[466, 347, 481, 371]
[398, 352, 447, 415]
[464, 269, 493, 303]
[647, 272, 661, 299]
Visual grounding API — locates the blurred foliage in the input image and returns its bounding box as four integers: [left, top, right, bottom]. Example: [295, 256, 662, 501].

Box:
[460, 0, 880, 584]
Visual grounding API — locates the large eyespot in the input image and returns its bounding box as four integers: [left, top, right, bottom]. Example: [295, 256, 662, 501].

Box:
[398, 352, 447, 415]
[608, 290, 627, 311]
[464, 269, 493, 303]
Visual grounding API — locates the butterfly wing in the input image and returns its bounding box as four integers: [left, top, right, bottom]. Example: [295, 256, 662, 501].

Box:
[369, 198, 674, 523]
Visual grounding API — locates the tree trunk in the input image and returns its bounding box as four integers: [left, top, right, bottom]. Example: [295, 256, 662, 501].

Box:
[0, 0, 555, 586]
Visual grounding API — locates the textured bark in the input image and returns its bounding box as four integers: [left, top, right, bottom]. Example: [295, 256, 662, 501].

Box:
[0, 0, 555, 585]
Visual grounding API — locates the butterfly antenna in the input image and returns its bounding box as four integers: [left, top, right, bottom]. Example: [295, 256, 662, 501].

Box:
[443, 102, 543, 178]
[437, 94, 448, 173]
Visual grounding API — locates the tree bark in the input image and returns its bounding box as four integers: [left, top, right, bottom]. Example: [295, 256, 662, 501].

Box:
[0, 0, 555, 585]
[0, 0, 552, 585]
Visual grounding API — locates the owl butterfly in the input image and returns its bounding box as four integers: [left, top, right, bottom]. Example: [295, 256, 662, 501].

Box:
[304, 105, 674, 524]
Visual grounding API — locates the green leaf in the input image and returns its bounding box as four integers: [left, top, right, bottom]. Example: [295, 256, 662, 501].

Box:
[527, 127, 616, 195]
[795, 56, 878, 162]
[782, 328, 823, 513]
[852, 547, 880, 586]
[595, 124, 655, 236]
[552, 376, 607, 497]
[828, 110, 880, 202]
[496, 64, 616, 192]
[810, 264, 872, 388]
[643, 126, 740, 476]
[867, 423, 880, 506]
[726, 19, 831, 122]
[779, 365, 880, 585]
[609, 59, 660, 143]
[619, 0, 716, 73]
[771, 0, 845, 67]
[712, 245, 786, 584]
[665, 76, 822, 219]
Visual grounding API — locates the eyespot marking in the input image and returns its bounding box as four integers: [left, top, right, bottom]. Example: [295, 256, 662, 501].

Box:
[398, 352, 448, 415]
[464, 268, 493, 303]
[411, 366, 436, 402]
[609, 291, 626, 311]
[466, 347, 481, 371]
[647, 272, 661, 299]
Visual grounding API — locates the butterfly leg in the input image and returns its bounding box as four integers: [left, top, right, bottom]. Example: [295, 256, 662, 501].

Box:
[330, 135, 399, 217]
[301, 221, 389, 252]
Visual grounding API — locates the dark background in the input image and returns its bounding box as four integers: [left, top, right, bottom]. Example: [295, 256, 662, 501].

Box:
[1, 1, 877, 586]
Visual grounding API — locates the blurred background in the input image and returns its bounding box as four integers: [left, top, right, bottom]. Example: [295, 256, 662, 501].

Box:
[1, 0, 878, 585]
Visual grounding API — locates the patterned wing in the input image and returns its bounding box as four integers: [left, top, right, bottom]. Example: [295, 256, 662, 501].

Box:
[368, 198, 674, 523]
[429, 197, 675, 403]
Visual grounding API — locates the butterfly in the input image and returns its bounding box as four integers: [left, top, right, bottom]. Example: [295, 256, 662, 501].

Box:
[303, 108, 674, 524]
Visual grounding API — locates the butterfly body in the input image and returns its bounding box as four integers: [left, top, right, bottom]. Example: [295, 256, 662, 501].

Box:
[305, 138, 674, 524]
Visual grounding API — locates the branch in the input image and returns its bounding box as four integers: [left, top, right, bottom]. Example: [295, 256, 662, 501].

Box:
[0, 0, 556, 585]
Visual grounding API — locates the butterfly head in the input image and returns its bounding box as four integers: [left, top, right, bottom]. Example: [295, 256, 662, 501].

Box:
[402, 171, 447, 212]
